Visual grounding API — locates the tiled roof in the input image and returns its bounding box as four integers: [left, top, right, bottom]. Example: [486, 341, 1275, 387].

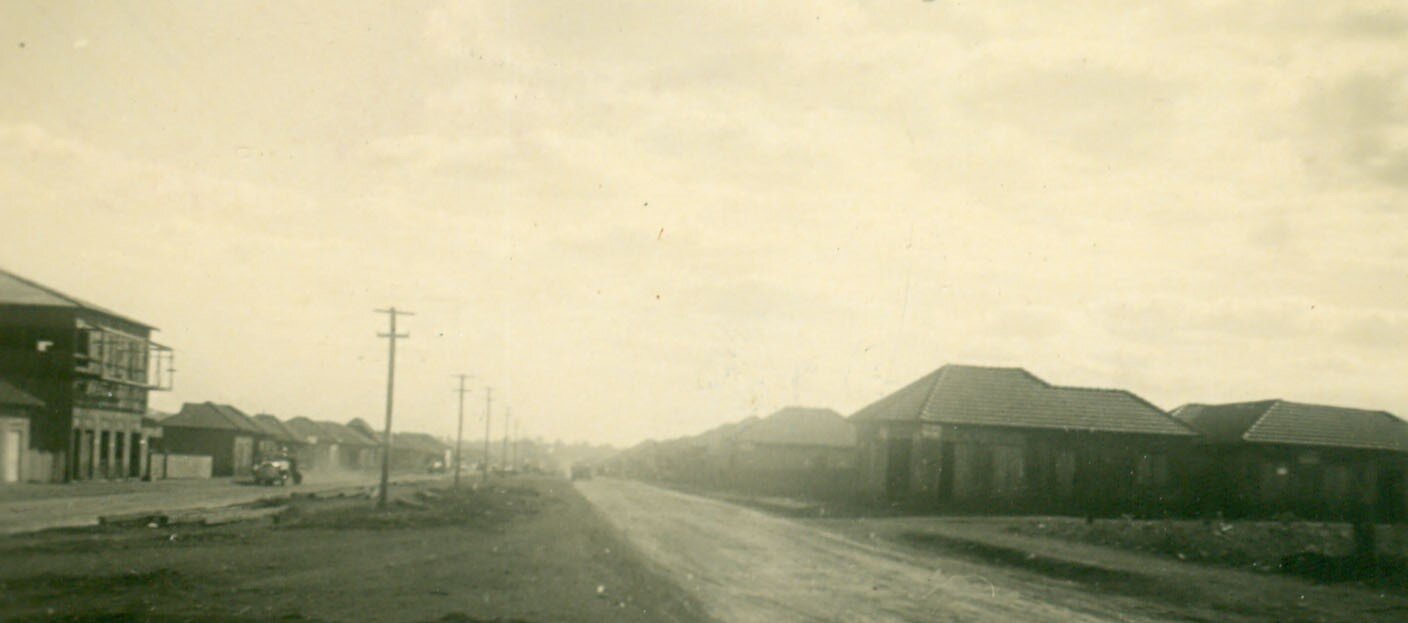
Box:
[315, 420, 379, 447]
[252, 414, 303, 444]
[283, 417, 329, 444]
[165, 402, 266, 435]
[684, 417, 760, 451]
[0, 267, 155, 329]
[1175, 400, 1408, 452]
[394, 432, 448, 454]
[735, 407, 855, 447]
[0, 378, 43, 408]
[851, 364, 1196, 436]
[347, 418, 382, 441]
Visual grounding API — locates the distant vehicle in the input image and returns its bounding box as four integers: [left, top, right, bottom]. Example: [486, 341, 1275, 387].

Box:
[427, 459, 447, 474]
[570, 463, 593, 481]
[252, 457, 293, 486]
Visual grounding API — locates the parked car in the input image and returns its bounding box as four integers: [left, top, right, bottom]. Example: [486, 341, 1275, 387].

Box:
[252, 457, 293, 486]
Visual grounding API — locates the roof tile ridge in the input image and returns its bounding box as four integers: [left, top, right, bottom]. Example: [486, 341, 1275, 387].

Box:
[916, 364, 951, 421]
[1240, 399, 1283, 442]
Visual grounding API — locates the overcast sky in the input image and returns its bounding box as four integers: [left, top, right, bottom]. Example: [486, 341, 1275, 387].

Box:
[2, 1, 1406, 445]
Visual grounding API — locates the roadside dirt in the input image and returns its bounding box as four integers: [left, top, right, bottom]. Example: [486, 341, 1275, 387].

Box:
[0, 477, 711, 623]
[817, 516, 1408, 623]
[582, 478, 1408, 623]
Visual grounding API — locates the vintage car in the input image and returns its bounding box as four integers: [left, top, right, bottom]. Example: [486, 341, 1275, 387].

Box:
[252, 457, 293, 486]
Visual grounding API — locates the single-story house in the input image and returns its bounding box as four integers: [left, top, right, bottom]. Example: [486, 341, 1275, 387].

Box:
[346, 417, 380, 443]
[657, 417, 758, 486]
[344, 418, 446, 471]
[0, 377, 44, 484]
[852, 364, 1200, 516]
[315, 420, 379, 470]
[723, 406, 857, 498]
[392, 432, 450, 472]
[252, 414, 305, 459]
[284, 416, 338, 472]
[1173, 400, 1408, 522]
[162, 402, 269, 477]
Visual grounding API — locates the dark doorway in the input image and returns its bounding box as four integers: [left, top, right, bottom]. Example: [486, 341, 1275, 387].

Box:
[98, 431, 111, 479]
[130, 433, 143, 478]
[937, 442, 955, 501]
[82, 429, 95, 480]
[1378, 464, 1405, 523]
[884, 434, 912, 501]
[70, 428, 82, 481]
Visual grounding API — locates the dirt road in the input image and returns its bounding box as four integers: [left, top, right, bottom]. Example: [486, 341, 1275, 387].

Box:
[0, 472, 438, 535]
[0, 477, 708, 622]
[577, 478, 1171, 623]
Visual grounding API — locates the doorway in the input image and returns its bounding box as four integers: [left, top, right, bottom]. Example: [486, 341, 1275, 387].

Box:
[0, 418, 26, 483]
[884, 434, 912, 500]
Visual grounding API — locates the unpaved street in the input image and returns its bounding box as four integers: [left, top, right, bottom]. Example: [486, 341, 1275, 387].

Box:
[577, 479, 1172, 623]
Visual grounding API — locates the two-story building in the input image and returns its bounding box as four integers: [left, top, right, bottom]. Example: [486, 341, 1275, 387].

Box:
[0, 269, 174, 482]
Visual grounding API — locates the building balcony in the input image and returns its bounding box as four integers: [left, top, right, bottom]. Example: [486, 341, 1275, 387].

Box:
[73, 326, 174, 391]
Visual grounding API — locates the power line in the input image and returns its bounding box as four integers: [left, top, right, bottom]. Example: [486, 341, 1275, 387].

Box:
[374, 307, 413, 509]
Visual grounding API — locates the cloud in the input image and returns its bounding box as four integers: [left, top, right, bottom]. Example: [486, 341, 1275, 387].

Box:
[1309, 72, 1408, 189]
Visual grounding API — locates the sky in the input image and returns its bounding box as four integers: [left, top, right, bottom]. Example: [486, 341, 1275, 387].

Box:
[1, 1, 1406, 445]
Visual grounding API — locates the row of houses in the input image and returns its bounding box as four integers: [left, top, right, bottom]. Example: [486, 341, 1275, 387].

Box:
[610, 364, 1408, 522]
[602, 406, 859, 498]
[0, 268, 448, 483]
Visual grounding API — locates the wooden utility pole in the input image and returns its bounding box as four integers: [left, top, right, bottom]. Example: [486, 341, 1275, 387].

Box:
[482, 386, 493, 484]
[502, 407, 511, 471]
[452, 374, 472, 489]
[374, 307, 413, 510]
[511, 417, 520, 468]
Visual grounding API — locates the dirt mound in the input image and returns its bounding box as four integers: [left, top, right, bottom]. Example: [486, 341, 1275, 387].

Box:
[281, 484, 548, 531]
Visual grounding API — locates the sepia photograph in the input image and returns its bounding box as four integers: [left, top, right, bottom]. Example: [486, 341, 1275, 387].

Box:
[1, 1, 1407, 621]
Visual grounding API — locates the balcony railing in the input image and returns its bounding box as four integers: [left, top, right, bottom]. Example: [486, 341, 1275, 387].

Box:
[73, 325, 175, 391]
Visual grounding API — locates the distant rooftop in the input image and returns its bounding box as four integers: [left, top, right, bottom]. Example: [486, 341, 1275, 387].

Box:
[735, 407, 855, 448]
[252, 414, 303, 444]
[165, 402, 265, 435]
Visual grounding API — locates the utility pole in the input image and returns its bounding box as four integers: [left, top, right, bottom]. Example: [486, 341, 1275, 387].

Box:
[452, 374, 472, 489]
[374, 307, 413, 510]
[502, 407, 512, 471]
[482, 386, 493, 484]
[511, 417, 520, 468]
